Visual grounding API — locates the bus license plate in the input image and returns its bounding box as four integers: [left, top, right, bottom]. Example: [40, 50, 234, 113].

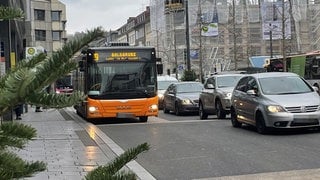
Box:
[117, 113, 134, 118]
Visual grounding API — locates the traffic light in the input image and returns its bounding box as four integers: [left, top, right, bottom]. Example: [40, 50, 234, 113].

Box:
[183, 48, 187, 61]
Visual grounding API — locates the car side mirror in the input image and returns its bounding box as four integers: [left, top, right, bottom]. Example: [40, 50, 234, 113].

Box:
[246, 89, 257, 96]
[312, 86, 319, 93]
[207, 83, 215, 89]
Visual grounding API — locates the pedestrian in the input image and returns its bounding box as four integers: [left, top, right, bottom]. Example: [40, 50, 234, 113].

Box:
[35, 85, 50, 112]
[14, 104, 23, 120]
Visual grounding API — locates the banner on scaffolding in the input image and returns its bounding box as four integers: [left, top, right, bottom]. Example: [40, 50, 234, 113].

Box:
[201, 5, 218, 37]
[190, 50, 199, 59]
[261, 1, 291, 40]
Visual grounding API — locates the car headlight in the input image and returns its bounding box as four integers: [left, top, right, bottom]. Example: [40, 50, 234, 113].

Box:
[181, 99, 191, 104]
[267, 105, 286, 113]
[223, 92, 232, 98]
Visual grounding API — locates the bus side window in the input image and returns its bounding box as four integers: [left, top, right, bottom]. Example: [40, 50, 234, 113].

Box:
[79, 60, 85, 72]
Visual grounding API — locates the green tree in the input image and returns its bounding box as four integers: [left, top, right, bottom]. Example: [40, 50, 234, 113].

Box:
[180, 70, 198, 81]
[0, 5, 150, 180]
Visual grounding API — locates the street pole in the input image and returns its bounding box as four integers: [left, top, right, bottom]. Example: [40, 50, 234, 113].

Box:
[173, 11, 178, 80]
[8, 19, 11, 68]
[185, 0, 191, 71]
[232, 0, 237, 70]
[269, 23, 273, 58]
[198, 0, 203, 83]
[8, 19, 13, 121]
[281, 0, 287, 72]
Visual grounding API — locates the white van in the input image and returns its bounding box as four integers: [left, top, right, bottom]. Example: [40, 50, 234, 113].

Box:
[157, 75, 178, 109]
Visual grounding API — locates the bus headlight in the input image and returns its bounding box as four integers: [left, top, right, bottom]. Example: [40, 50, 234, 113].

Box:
[149, 104, 158, 111]
[88, 106, 98, 112]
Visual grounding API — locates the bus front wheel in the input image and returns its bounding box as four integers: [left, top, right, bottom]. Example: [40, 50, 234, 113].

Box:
[139, 116, 148, 122]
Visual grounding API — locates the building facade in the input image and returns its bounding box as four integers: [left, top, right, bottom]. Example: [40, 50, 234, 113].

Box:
[0, 0, 67, 77]
[104, 0, 320, 77]
[115, 7, 151, 47]
[24, 0, 67, 56]
[149, 0, 320, 77]
[0, 0, 26, 76]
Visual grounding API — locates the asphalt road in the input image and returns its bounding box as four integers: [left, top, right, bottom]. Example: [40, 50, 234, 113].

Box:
[96, 112, 320, 180]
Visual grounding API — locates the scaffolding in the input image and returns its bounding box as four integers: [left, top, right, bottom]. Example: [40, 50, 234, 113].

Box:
[150, 0, 320, 74]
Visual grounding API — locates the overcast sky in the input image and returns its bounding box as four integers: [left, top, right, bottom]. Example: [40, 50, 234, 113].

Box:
[59, 0, 150, 34]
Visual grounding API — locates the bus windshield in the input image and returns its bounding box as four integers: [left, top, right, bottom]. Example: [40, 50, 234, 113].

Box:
[88, 61, 157, 99]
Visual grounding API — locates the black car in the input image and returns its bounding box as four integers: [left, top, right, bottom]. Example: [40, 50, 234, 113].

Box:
[163, 81, 203, 115]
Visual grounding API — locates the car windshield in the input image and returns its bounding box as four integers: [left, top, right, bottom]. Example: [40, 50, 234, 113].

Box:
[259, 76, 313, 95]
[176, 83, 203, 93]
[217, 76, 242, 88]
[158, 81, 177, 90]
[87, 61, 157, 99]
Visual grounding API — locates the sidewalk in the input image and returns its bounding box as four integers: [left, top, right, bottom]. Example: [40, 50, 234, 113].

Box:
[13, 106, 155, 180]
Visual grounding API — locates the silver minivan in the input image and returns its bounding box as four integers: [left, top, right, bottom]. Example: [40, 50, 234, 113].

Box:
[230, 72, 320, 134]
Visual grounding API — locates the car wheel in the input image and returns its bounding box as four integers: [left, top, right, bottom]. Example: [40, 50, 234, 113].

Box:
[256, 112, 268, 134]
[139, 116, 148, 122]
[230, 108, 241, 128]
[163, 103, 169, 114]
[199, 102, 208, 120]
[175, 102, 180, 116]
[216, 100, 227, 119]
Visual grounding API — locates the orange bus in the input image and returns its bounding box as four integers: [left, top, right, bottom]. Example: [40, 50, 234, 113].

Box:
[74, 44, 162, 122]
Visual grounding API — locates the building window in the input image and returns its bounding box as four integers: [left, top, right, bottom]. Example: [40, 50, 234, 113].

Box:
[34, 9, 45, 21]
[51, 11, 61, 21]
[35, 30, 46, 41]
[136, 28, 144, 39]
[52, 31, 61, 41]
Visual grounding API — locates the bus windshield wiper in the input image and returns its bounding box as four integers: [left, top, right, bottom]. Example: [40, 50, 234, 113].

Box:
[135, 88, 153, 97]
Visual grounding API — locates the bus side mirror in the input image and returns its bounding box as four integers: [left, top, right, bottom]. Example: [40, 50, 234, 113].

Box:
[157, 64, 163, 75]
[79, 61, 85, 72]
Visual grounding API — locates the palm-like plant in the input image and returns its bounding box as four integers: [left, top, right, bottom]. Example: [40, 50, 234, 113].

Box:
[0, 27, 105, 179]
[85, 143, 150, 180]
[0, 5, 150, 180]
[0, 5, 24, 20]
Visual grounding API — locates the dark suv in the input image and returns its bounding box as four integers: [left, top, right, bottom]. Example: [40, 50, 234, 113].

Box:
[199, 73, 243, 119]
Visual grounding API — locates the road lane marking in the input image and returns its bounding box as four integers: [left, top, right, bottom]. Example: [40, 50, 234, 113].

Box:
[194, 168, 320, 180]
